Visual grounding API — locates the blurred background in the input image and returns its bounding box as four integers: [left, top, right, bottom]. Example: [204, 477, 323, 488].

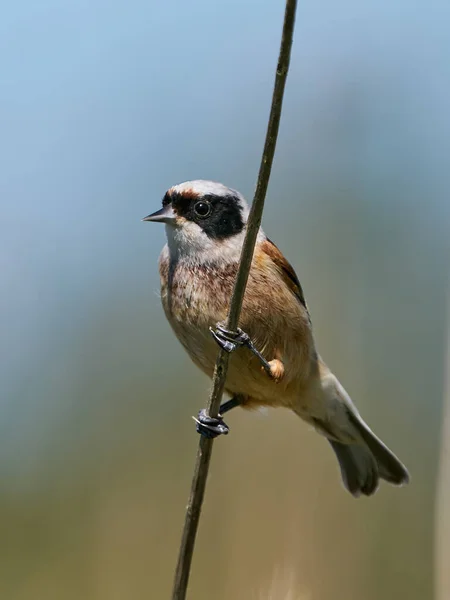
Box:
[1, 0, 449, 598]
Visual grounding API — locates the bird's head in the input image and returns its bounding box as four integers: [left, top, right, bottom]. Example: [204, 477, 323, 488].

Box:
[143, 180, 254, 262]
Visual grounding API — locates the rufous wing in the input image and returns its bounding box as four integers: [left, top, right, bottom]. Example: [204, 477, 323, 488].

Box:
[260, 237, 310, 316]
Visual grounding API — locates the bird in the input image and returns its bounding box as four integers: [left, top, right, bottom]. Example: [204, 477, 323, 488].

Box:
[143, 180, 410, 497]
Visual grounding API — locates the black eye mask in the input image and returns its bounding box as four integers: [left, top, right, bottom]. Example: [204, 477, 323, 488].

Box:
[165, 192, 245, 240]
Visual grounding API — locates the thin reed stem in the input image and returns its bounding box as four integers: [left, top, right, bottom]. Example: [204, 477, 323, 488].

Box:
[171, 2, 298, 598]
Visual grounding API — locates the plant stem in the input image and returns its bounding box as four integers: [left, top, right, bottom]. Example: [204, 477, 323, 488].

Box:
[171, 2, 298, 598]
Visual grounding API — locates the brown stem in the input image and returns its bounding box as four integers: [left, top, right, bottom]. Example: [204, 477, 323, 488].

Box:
[171, 2, 298, 598]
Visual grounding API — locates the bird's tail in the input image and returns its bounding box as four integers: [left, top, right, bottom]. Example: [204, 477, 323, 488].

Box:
[328, 420, 410, 497]
[328, 440, 380, 497]
[299, 363, 410, 497]
[341, 401, 410, 488]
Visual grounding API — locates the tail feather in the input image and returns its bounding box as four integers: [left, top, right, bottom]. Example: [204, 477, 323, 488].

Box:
[299, 361, 410, 496]
[344, 407, 410, 486]
[317, 365, 410, 494]
[329, 440, 379, 497]
[328, 408, 410, 496]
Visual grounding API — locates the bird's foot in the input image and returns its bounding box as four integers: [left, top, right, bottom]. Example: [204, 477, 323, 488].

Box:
[209, 324, 250, 353]
[194, 409, 230, 439]
[209, 323, 275, 379]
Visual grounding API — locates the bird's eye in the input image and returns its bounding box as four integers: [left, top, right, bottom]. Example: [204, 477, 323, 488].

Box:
[193, 201, 211, 218]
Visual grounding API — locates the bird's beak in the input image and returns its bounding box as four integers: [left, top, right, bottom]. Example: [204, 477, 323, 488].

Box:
[142, 205, 176, 224]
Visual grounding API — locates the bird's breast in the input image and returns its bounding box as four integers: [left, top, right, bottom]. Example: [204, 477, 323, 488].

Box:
[158, 253, 234, 374]
[157, 248, 316, 404]
[159, 255, 234, 328]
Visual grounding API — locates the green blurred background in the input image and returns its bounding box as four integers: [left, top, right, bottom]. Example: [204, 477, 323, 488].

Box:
[1, 1, 449, 598]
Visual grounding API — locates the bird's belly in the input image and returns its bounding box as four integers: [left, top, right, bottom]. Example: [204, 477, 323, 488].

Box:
[167, 311, 303, 407]
[160, 256, 315, 407]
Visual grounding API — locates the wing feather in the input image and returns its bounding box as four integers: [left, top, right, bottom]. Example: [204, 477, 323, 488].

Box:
[260, 237, 309, 316]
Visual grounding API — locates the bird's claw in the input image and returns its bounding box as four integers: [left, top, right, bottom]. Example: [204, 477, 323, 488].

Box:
[209, 324, 250, 353]
[194, 409, 230, 439]
[210, 323, 274, 378]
